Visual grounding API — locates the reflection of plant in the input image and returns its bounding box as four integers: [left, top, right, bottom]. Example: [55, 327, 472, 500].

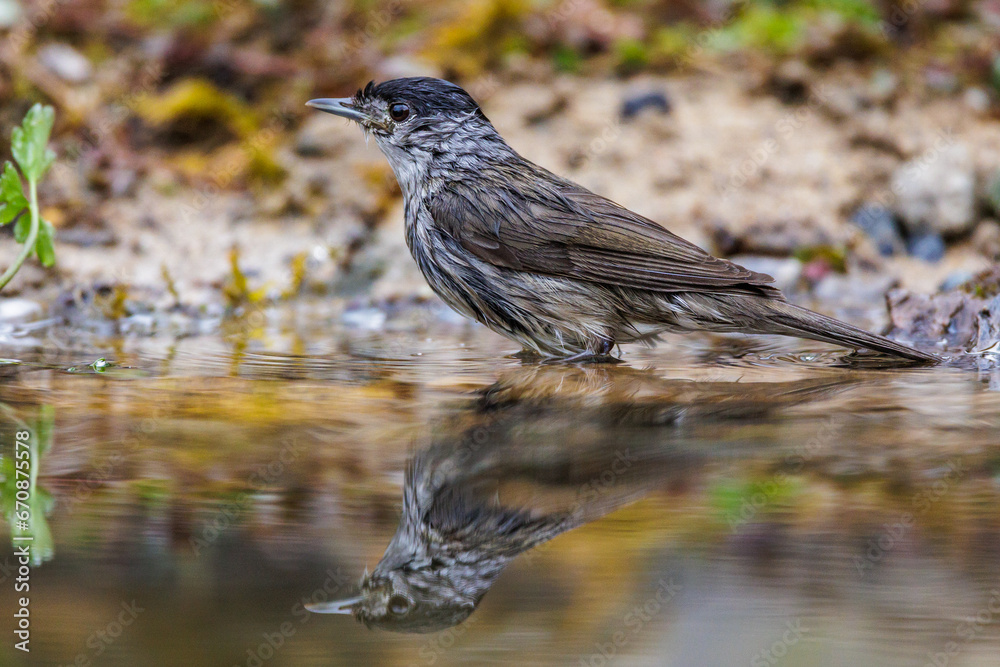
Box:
[1, 404, 55, 566]
[0, 104, 57, 292]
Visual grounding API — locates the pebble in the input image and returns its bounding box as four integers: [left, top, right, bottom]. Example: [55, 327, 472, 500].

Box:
[0, 299, 42, 324]
[939, 271, 974, 292]
[766, 59, 810, 105]
[975, 295, 1000, 354]
[867, 69, 899, 107]
[729, 256, 802, 294]
[850, 204, 903, 256]
[0, 0, 19, 27]
[814, 273, 896, 306]
[891, 144, 976, 237]
[38, 44, 93, 83]
[971, 219, 1000, 260]
[341, 306, 387, 330]
[907, 232, 946, 263]
[963, 87, 991, 115]
[886, 288, 984, 348]
[295, 114, 351, 157]
[924, 65, 959, 94]
[620, 91, 671, 120]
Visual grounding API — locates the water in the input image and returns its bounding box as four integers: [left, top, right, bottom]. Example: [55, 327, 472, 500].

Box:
[1, 311, 999, 667]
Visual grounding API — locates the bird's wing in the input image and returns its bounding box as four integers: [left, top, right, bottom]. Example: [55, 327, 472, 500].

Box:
[428, 173, 779, 295]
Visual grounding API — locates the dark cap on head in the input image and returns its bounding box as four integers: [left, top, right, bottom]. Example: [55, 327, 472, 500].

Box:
[356, 77, 487, 121]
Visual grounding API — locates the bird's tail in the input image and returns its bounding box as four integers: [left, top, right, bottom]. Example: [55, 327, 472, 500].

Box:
[755, 300, 939, 363]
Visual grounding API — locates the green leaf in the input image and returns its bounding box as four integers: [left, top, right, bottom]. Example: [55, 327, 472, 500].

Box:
[11, 104, 56, 182]
[13, 213, 30, 243]
[35, 219, 56, 267]
[0, 162, 28, 225]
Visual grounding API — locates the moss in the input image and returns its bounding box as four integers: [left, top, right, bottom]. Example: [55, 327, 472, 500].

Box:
[728, 5, 806, 56]
[125, 0, 217, 28]
[223, 246, 268, 309]
[423, 0, 533, 78]
[793, 245, 848, 273]
[650, 25, 698, 69]
[959, 265, 1000, 299]
[806, 0, 880, 26]
[135, 79, 259, 140]
[282, 252, 309, 300]
[552, 45, 583, 73]
[614, 38, 651, 74]
[246, 146, 288, 188]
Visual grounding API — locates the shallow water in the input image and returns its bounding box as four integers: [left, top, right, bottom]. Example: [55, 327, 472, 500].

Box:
[1, 312, 999, 667]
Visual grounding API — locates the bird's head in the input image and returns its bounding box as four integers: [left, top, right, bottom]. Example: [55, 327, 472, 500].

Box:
[306, 77, 498, 188]
[305, 561, 477, 634]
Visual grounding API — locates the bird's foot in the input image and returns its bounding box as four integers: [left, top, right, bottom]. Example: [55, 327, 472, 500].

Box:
[513, 340, 621, 365]
[541, 345, 622, 365]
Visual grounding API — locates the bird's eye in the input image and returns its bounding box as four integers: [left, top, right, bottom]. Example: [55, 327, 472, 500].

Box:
[388, 594, 411, 615]
[389, 103, 410, 122]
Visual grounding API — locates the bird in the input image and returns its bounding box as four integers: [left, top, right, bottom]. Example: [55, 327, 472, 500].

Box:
[302, 372, 700, 632]
[306, 77, 936, 363]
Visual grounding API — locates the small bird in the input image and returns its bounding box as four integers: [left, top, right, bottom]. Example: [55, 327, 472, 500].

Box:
[307, 78, 936, 363]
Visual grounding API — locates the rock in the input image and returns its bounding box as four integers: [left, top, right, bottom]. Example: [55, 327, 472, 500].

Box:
[38, 44, 93, 83]
[924, 65, 959, 94]
[341, 305, 387, 330]
[0, 0, 20, 28]
[906, 231, 946, 262]
[801, 259, 832, 284]
[850, 204, 904, 256]
[962, 265, 1000, 299]
[710, 220, 832, 257]
[885, 289, 985, 348]
[814, 272, 896, 307]
[729, 256, 802, 294]
[975, 295, 1000, 354]
[521, 86, 569, 126]
[867, 69, 899, 107]
[984, 170, 1000, 215]
[0, 299, 43, 324]
[766, 60, 810, 105]
[939, 271, 975, 293]
[295, 114, 351, 157]
[58, 227, 118, 247]
[963, 87, 991, 115]
[620, 91, 671, 120]
[971, 219, 1000, 260]
[891, 144, 976, 237]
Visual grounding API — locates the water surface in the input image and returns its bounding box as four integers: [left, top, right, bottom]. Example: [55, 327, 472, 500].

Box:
[1, 314, 998, 666]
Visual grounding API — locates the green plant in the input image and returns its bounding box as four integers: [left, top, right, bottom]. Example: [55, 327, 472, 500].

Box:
[0, 104, 57, 291]
[1, 403, 55, 566]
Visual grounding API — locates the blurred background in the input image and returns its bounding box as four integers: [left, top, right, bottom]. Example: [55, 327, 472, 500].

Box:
[1, 2, 1000, 666]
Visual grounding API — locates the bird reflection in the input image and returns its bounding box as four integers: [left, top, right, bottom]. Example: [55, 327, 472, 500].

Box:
[308, 365, 868, 632]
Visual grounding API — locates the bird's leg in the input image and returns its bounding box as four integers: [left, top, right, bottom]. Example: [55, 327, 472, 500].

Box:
[542, 339, 620, 364]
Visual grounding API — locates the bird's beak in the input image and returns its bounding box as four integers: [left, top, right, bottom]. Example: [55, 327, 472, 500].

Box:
[305, 594, 364, 614]
[305, 98, 370, 123]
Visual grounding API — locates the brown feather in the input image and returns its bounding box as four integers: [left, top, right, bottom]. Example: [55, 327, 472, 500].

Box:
[430, 165, 782, 297]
